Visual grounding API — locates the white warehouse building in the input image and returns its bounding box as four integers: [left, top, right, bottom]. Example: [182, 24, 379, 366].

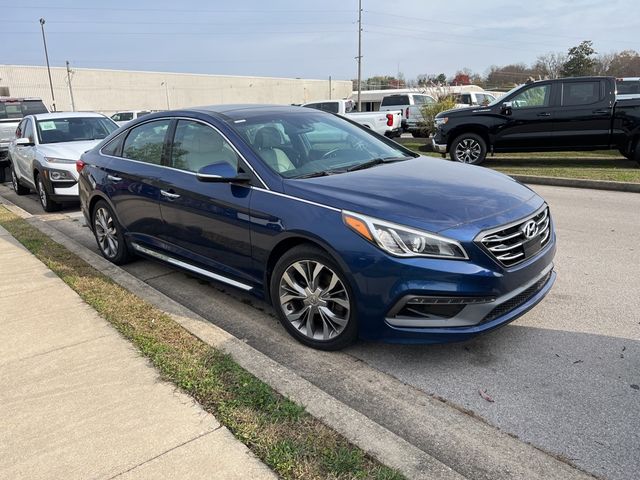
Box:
[0, 64, 352, 114]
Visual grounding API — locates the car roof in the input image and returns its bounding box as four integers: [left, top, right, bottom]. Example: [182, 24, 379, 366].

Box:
[31, 111, 107, 121]
[190, 104, 313, 119]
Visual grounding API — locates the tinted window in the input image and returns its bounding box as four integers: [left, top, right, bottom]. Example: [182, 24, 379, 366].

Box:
[137, 111, 151, 118]
[321, 102, 340, 114]
[170, 120, 239, 173]
[23, 119, 35, 142]
[0, 100, 47, 119]
[381, 95, 409, 106]
[101, 133, 125, 156]
[123, 119, 170, 165]
[304, 103, 323, 111]
[413, 95, 433, 105]
[36, 117, 118, 144]
[511, 85, 551, 109]
[563, 81, 600, 106]
[617, 79, 640, 95]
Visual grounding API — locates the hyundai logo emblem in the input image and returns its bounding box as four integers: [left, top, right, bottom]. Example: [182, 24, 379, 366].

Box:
[522, 220, 539, 239]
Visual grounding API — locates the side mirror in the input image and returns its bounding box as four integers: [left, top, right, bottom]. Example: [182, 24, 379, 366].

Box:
[501, 101, 513, 115]
[196, 162, 251, 184]
[16, 137, 34, 147]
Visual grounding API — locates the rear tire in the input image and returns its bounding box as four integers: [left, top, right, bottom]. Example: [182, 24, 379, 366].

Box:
[36, 173, 61, 212]
[450, 133, 487, 165]
[270, 245, 358, 350]
[91, 200, 133, 265]
[10, 164, 30, 195]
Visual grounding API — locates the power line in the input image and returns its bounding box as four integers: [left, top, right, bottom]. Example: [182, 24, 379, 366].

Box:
[0, 4, 352, 13]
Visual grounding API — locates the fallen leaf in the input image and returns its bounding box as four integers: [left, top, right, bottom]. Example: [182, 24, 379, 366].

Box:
[573, 360, 583, 364]
[478, 389, 495, 403]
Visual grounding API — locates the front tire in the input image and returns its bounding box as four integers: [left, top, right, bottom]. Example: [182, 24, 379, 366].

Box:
[11, 164, 30, 195]
[450, 133, 487, 165]
[270, 245, 358, 350]
[36, 173, 61, 212]
[92, 200, 133, 265]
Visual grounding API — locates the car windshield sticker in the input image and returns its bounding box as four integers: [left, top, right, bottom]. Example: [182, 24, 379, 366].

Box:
[39, 121, 56, 131]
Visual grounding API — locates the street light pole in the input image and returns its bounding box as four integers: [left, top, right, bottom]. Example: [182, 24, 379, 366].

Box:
[39, 18, 56, 111]
[66, 60, 75, 111]
[356, 0, 362, 112]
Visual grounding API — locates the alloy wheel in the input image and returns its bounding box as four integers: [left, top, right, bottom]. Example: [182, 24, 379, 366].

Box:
[278, 260, 350, 341]
[455, 138, 482, 163]
[94, 207, 119, 258]
[37, 177, 47, 208]
[11, 169, 19, 192]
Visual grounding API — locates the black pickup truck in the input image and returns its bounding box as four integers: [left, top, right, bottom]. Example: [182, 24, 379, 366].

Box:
[432, 76, 640, 165]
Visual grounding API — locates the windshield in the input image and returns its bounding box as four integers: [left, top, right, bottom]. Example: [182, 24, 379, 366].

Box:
[228, 111, 416, 179]
[0, 100, 48, 120]
[487, 85, 522, 106]
[37, 117, 119, 144]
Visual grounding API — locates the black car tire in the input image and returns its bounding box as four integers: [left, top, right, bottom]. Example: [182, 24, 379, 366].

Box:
[10, 164, 30, 195]
[35, 172, 61, 212]
[270, 245, 358, 350]
[450, 133, 487, 165]
[91, 200, 134, 265]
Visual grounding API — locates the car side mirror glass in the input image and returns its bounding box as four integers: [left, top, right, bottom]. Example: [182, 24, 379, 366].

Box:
[501, 101, 513, 115]
[196, 162, 251, 184]
[16, 137, 34, 147]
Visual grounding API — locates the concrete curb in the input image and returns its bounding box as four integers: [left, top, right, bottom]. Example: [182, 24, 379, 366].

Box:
[510, 174, 640, 193]
[0, 195, 462, 480]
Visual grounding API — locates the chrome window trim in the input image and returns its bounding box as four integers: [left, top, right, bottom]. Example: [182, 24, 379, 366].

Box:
[98, 115, 269, 190]
[250, 187, 341, 212]
[131, 242, 253, 291]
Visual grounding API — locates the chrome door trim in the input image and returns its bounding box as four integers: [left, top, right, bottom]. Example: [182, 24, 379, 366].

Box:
[250, 187, 341, 212]
[131, 242, 254, 291]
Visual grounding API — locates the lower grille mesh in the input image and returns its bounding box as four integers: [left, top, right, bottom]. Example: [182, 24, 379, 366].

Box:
[482, 271, 552, 323]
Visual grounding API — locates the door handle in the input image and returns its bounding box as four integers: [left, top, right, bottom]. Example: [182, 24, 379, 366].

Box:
[160, 189, 181, 200]
[592, 109, 609, 114]
[536, 112, 551, 117]
[107, 174, 122, 182]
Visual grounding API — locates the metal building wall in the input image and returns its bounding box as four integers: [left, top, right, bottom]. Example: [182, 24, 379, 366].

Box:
[0, 65, 352, 114]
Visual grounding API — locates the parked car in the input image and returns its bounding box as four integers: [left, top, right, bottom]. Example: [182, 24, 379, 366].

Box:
[302, 99, 402, 137]
[78, 105, 556, 350]
[8, 112, 118, 211]
[110, 110, 154, 127]
[453, 92, 497, 109]
[0, 97, 48, 181]
[616, 77, 640, 100]
[432, 76, 640, 165]
[379, 93, 436, 131]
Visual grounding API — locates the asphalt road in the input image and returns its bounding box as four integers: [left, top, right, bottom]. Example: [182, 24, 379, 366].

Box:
[1, 182, 638, 480]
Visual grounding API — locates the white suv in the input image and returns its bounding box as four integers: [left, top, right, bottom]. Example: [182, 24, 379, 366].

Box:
[8, 112, 118, 211]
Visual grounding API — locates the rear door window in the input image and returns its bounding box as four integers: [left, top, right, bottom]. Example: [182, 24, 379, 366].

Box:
[123, 119, 171, 165]
[562, 81, 601, 106]
[321, 102, 339, 113]
[381, 95, 409, 106]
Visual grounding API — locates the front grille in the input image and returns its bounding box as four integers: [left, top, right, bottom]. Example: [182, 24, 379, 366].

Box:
[477, 207, 551, 267]
[482, 271, 552, 323]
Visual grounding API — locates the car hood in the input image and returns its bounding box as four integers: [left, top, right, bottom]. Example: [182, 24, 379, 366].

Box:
[283, 156, 539, 233]
[37, 140, 103, 160]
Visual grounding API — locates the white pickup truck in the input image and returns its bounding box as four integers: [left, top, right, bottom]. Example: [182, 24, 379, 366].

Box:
[453, 92, 497, 109]
[302, 99, 402, 137]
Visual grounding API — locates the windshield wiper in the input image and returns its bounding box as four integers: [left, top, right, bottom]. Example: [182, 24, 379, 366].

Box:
[346, 156, 409, 172]
[294, 170, 335, 179]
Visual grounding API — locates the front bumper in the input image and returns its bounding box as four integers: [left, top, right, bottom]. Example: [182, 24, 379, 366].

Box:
[432, 137, 447, 153]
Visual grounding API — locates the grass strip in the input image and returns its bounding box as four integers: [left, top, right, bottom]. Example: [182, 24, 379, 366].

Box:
[402, 142, 640, 183]
[0, 206, 404, 480]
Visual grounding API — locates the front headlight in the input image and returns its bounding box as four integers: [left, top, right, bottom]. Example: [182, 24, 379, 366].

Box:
[44, 157, 77, 164]
[434, 117, 449, 126]
[343, 211, 468, 259]
[48, 168, 75, 181]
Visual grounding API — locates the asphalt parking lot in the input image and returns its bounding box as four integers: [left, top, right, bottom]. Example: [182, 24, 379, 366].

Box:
[1, 181, 638, 480]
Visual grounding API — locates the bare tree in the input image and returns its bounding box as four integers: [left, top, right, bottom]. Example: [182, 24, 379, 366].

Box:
[533, 52, 567, 79]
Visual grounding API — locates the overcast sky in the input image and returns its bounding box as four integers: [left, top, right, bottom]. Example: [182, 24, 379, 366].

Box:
[2, 0, 639, 81]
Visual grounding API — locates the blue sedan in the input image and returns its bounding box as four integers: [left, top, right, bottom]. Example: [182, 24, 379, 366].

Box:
[77, 105, 556, 350]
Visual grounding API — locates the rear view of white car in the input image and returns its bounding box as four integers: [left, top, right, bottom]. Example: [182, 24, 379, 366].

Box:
[8, 112, 118, 211]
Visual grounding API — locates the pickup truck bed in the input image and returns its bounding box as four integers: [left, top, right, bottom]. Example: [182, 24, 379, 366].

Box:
[432, 76, 640, 165]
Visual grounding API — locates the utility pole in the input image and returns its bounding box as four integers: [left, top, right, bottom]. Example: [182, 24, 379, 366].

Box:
[356, 0, 362, 112]
[161, 81, 170, 109]
[66, 61, 75, 111]
[39, 18, 56, 111]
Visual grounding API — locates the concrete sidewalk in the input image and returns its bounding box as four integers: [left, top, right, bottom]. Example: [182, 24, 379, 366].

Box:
[0, 225, 276, 480]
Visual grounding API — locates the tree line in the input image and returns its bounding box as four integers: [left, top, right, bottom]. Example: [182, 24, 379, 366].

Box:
[354, 41, 640, 91]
